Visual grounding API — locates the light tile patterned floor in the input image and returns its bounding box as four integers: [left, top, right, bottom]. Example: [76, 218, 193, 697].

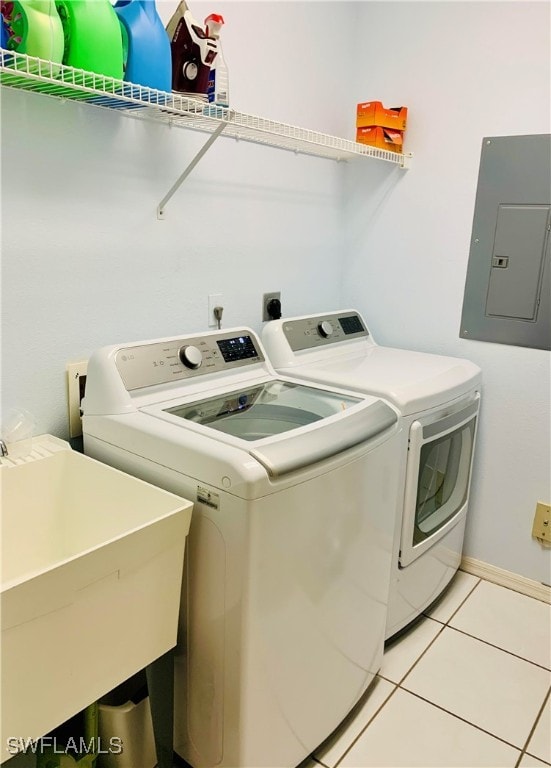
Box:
[307, 572, 551, 768]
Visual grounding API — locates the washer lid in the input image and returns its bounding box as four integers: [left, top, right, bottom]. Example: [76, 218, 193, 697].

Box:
[159, 379, 397, 478]
[248, 398, 395, 477]
[164, 379, 359, 439]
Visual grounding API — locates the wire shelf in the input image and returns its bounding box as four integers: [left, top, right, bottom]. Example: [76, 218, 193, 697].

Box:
[1, 48, 412, 167]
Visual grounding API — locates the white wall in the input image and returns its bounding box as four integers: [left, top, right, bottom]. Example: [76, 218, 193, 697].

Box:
[1, 1, 355, 437]
[342, 1, 551, 583]
[1, 1, 549, 585]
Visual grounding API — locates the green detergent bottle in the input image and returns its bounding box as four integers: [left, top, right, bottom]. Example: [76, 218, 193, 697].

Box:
[1, 0, 64, 73]
[55, 0, 123, 79]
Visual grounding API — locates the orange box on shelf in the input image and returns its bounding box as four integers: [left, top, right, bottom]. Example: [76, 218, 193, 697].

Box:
[356, 101, 408, 131]
[356, 125, 404, 153]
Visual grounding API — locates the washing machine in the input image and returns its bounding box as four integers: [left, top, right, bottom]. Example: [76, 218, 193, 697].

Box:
[262, 310, 482, 640]
[82, 327, 402, 768]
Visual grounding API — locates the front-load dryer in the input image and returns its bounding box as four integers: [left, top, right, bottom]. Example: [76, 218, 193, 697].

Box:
[82, 327, 402, 768]
[262, 310, 482, 640]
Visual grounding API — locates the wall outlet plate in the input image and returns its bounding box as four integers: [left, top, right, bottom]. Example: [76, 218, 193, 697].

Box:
[208, 293, 223, 328]
[67, 361, 88, 438]
[263, 291, 281, 322]
[532, 501, 551, 542]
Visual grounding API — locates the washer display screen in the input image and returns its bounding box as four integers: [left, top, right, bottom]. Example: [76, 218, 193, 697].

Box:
[217, 335, 259, 363]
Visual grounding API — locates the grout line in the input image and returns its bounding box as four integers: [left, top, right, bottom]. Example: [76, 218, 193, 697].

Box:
[524, 752, 551, 768]
[514, 686, 551, 768]
[331, 680, 400, 767]
[398, 625, 445, 686]
[391, 620, 447, 688]
[398, 685, 529, 754]
[422, 574, 482, 627]
[522, 754, 551, 767]
[446, 624, 551, 672]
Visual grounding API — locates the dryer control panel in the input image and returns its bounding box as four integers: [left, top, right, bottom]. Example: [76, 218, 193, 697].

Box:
[115, 331, 265, 391]
[281, 311, 369, 352]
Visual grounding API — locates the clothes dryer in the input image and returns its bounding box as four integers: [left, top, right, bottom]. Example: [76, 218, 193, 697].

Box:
[82, 327, 402, 767]
[262, 311, 481, 639]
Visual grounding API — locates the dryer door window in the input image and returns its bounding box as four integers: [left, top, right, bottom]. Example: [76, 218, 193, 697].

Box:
[399, 395, 480, 568]
[413, 418, 476, 545]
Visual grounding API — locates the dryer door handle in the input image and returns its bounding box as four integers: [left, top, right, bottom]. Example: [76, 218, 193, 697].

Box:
[249, 401, 396, 478]
[421, 397, 479, 441]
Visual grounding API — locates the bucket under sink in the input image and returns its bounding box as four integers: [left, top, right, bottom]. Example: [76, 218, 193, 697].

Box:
[1, 435, 193, 763]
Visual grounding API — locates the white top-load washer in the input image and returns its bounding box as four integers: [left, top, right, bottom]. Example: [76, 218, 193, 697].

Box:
[262, 310, 482, 640]
[82, 327, 402, 768]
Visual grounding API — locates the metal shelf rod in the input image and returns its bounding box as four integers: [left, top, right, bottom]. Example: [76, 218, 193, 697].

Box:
[157, 121, 228, 219]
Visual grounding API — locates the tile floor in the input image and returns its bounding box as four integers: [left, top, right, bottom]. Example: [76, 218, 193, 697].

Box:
[303, 571, 551, 768]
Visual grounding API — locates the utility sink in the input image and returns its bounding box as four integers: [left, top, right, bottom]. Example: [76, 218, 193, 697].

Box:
[1, 435, 193, 763]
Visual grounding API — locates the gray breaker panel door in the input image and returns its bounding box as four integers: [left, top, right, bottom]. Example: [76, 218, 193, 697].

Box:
[460, 135, 550, 350]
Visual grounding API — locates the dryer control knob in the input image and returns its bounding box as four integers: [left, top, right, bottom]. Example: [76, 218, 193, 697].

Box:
[179, 345, 203, 369]
[318, 321, 334, 338]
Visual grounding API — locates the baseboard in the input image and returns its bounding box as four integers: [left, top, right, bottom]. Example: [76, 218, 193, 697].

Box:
[461, 556, 551, 604]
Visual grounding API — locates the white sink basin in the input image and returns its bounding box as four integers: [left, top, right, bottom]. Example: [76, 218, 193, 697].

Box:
[1, 435, 192, 763]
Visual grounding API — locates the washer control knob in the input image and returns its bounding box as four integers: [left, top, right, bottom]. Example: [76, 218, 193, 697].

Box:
[179, 345, 203, 369]
[318, 321, 334, 338]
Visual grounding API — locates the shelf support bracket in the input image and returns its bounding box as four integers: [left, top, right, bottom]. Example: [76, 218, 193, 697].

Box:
[157, 121, 228, 219]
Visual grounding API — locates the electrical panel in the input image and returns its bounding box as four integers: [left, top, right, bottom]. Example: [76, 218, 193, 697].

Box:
[460, 135, 551, 350]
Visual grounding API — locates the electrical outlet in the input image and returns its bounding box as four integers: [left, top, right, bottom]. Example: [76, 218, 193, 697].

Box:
[208, 294, 223, 328]
[263, 291, 282, 322]
[532, 502, 551, 542]
[67, 361, 88, 438]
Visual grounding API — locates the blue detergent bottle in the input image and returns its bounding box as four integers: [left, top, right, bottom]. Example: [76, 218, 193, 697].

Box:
[114, 0, 171, 91]
[1, 14, 9, 48]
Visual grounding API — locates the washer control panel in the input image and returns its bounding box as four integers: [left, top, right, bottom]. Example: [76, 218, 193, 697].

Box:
[115, 331, 265, 391]
[282, 312, 369, 352]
